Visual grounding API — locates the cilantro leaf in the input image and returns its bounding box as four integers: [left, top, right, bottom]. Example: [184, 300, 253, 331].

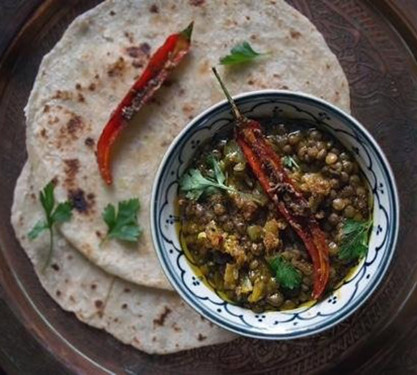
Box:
[282, 155, 300, 171]
[269, 256, 302, 290]
[220, 41, 269, 65]
[103, 204, 116, 228]
[208, 155, 226, 185]
[39, 182, 55, 219]
[102, 199, 142, 243]
[52, 201, 73, 223]
[28, 220, 48, 240]
[180, 169, 220, 200]
[338, 219, 372, 261]
[28, 181, 73, 271]
[180, 155, 235, 200]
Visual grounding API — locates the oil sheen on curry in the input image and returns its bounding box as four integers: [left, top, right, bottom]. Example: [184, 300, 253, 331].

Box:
[179, 70, 372, 313]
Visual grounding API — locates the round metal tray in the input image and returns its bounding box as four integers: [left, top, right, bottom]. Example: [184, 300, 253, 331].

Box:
[1, 0, 417, 373]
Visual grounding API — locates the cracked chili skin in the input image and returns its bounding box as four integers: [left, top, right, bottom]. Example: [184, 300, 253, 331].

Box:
[97, 22, 193, 185]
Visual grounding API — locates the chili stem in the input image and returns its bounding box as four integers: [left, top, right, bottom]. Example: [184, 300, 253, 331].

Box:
[212, 67, 241, 120]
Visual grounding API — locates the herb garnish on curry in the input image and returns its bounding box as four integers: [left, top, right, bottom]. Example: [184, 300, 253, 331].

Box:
[179, 69, 372, 312]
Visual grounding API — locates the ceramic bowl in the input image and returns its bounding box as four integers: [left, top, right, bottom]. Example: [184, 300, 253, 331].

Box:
[150, 90, 399, 339]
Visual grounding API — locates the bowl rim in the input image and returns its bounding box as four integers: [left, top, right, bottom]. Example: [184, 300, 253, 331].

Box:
[150, 89, 400, 339]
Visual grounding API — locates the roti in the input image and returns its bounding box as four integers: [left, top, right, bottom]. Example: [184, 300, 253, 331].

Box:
[11, 163, 236, 354]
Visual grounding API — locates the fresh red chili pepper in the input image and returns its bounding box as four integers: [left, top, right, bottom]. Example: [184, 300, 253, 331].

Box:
[212, 67, 329, 299]
[97, 22, 194, 185]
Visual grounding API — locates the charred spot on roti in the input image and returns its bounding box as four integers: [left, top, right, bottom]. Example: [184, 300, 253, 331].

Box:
[30, 193, 36, 201]
[132, 60, 144, 69]
[68, 188, 94, 213]
[109, 10, 115, 16]
[95, 230, 102, 238]
[124, 288, 131, 293]
[69, 295, 75, 303]
[153, 306, 172, 327]
[247, 79, 255, 85]
[139, 43, 151, 56]
[75, 83, 82, 90]
[67, 254, 73, 260]
[91, 283, 97, 290]
[85, 137, 95, 147]
[62, 115, 85, 141]
[182, 103, 194, 119]
[149, 4, 159, 13]
[190, 0, 205, 6]
[290, 30, 302, 39]
[77, 93, 86, 103]
[51, 263, 60, 271]
[40, 128, 48, 139]
[88, 83, 96, 91]
[126, 46, 143, 59]
[107, 57, 126, 78]
[43, 104, 50, 113]
[197, 334, 207, 341]
[95, 300, 103, 308]
[124, 31, 134, 44]
[56, 290, 61, 297]
[122, 303, 128, 309]
[172, 323, 181, 332]
[47, 116, 59, 125]
[53, 90, 73, 101]
[63, 159, 80, 187]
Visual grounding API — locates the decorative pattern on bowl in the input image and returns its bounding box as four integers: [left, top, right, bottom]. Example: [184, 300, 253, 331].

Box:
[151, 91, 399, 339]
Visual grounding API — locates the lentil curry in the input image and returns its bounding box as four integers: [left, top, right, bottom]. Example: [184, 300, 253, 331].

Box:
[179, 121, 372, 312]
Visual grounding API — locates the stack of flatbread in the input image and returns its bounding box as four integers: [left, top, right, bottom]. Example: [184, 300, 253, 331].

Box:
[11, 0, 350, 354]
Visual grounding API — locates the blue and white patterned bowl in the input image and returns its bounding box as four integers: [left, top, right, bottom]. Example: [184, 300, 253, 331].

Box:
[151, 90, 399, 339]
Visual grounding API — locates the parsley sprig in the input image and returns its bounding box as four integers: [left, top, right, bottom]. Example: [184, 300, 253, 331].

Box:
[102, 199, 142, 243]
[338, 219, 372, 261]
[28, 181, 73, 271]
[220, 41, 269, 65]
[269, 255, 302, 290]
[180, 155, 237, 200]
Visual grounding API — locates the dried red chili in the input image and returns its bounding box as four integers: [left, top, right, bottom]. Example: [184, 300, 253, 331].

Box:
[97, 22, 194, 185]
[212, 67, 329, 299]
